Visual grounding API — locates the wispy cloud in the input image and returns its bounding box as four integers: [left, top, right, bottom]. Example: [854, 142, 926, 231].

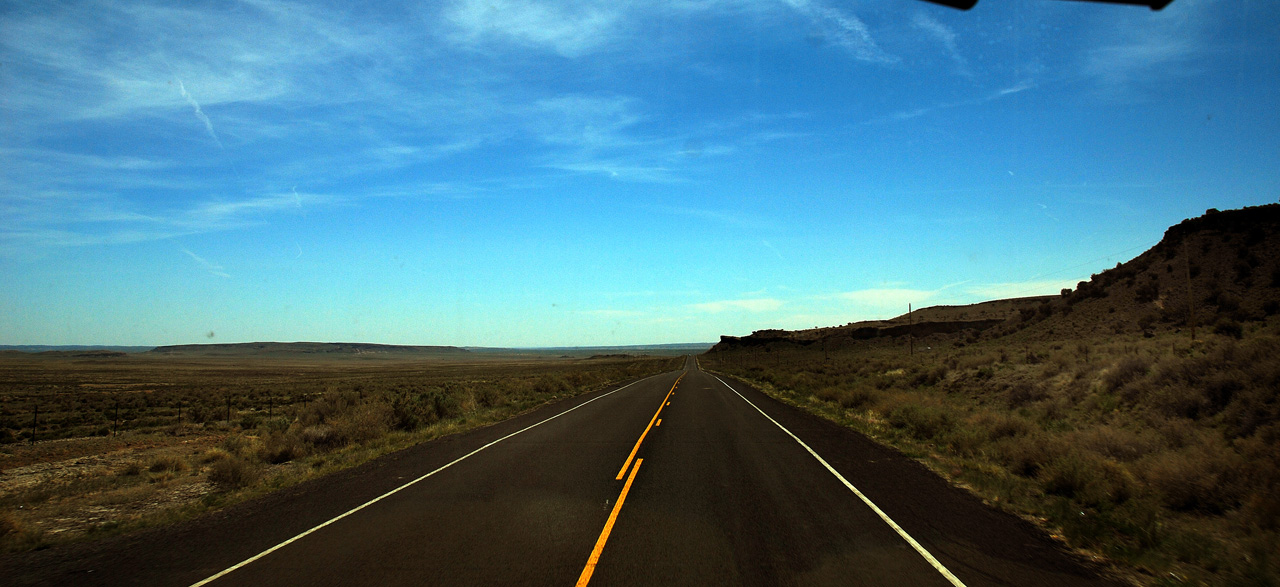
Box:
[177, 80, 222, 148]
[1078, 0, 1213, 100]
[181, 247, 230, 278]
[0, 189, 333, 254]
[832, 287, 937, 305]
[445, 0, 625, 57]
[550, 161, 678, 183]
[963, 279, 1082, 300]
[871, 80, 1035, 124]
[688, 298, 785, 313]
[912, 12, 968, 76]
[782, 0, 897, 64]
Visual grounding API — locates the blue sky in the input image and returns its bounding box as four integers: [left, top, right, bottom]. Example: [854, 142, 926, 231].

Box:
[2, 0, 1278, 347]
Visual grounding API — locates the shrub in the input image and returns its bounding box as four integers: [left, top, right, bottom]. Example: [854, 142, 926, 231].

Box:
[1039, 452, 1097, 499]
[118, 461, 144, 476]
[995, 434, 1065, 478]
[427, 389, 461, 421]
[389, 392, 432, 430]
[238, 413, 261, 430]
[1135, 280, 1159, 303]
[148, 455, 186, 473]
[1103, 356, 1150, 393]
[1006, 382, 1047, 407]
[208, 457, 258, 490]
[980, 413, 1034, 440]
[334, 402, 393, 444]
[838, 386, 877, 410]
[259, 431, 307, 464]
[0, 511, 20, 540]
[1139, 444, 1243, 513]
[886, 404, 953, 440]
[200, 448, 231, 463]
[534, 375, 570, 395]
[1213, 318, 1243, 339]
[221, 435, 252, 457]
[910, 365, 948, 387]
[1074, 426, 1157, 462]
[300, 424, 345, 449]
[475, 386, 502, 408]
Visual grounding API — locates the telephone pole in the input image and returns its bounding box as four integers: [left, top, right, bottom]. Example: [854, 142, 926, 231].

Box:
[1184, 240, 1196, 342]
[908, 303, 914, 357]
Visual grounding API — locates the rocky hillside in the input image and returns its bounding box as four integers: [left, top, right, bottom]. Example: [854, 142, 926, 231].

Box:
[712, 204, 1280, 352]
[1010, 204, 1280, 340]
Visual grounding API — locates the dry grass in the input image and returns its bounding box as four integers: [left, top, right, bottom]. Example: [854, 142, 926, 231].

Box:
[0, 353, 679, 552]
[703, 319, 1280, 585]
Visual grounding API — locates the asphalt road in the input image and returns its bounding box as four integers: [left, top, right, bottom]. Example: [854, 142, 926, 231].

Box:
[3, 357, 1120, 586]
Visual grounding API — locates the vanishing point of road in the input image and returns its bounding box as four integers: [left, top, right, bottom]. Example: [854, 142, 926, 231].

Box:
[3, 357, 1120, 586]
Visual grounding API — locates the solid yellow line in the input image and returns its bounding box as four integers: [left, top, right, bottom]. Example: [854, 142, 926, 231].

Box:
[615, 375, 681, 480]
[576, 458, 644, 587]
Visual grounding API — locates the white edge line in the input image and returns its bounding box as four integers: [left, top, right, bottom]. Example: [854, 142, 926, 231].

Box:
[711, 374, 968, 587]
[190, 374, 664, 587]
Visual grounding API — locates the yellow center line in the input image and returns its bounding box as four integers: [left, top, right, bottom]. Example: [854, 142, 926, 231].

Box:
[656, 419, 662, 427]
[576, 458, 644, 587]
[615, 374, 681, 480]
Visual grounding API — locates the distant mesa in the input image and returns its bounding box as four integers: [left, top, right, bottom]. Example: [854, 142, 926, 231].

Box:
[712, 203, 1280, 351]
[147, 342, 469, 356]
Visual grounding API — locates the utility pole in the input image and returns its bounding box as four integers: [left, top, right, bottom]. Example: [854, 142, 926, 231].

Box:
[908, 303, 914, 357]
[30, 403, 38, 445]
[1184, 240, 1196, 342]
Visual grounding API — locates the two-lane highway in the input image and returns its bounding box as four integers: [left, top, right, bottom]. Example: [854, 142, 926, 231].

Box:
[3, 356, 1119, 586]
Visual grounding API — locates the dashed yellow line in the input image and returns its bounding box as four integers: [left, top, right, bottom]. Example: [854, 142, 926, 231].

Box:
[615, 374, 681, 480]
[576, 458, 644, 587]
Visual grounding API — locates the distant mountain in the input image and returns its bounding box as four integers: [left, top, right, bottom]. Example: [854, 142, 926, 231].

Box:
[710, 297, 1052, 352]
[466, 343, 714, 357]
[710, 203, 1280, 351]
[148, 342, 469, 356]
[0, 345, 154, 353]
